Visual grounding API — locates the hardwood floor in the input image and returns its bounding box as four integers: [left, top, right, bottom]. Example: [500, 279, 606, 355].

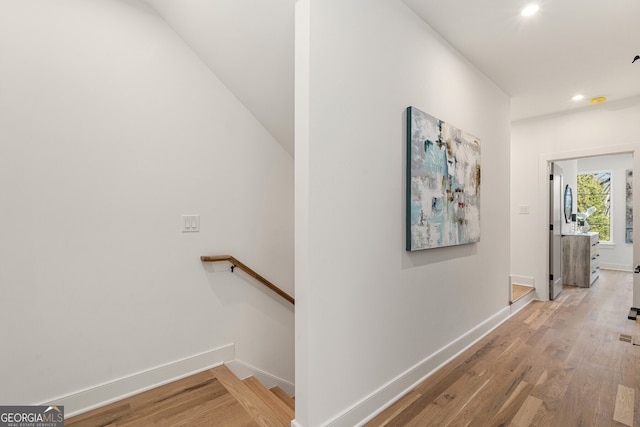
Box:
[65, 365, 293, 427]
[367, 269, 640, 427]
[65, 270, 637, 426]
[512, 284, 535, 304]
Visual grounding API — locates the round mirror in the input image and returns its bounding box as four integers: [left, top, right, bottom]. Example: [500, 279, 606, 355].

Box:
[564, 185, 573, 223]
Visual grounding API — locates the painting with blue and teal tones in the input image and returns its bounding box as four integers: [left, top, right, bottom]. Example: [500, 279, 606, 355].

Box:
[406, 106, 481, 250]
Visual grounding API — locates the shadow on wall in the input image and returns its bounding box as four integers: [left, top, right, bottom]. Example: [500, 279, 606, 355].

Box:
[402, 244, 478, 269]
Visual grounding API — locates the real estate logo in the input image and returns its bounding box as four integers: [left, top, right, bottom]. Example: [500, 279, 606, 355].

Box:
[0, 406, 64, 427]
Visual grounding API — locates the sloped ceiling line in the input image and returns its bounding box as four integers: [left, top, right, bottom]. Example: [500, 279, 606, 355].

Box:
[146, 0, 295, 156]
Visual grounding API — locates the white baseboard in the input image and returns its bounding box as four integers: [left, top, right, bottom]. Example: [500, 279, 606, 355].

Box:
[44, 344, 235, 418]
[510, 291, 535, 316]
[510, 275, 535, 287]
[599, 263, 633, 272]
[322, 306, 511, 427]
[225, 359, 295, 397]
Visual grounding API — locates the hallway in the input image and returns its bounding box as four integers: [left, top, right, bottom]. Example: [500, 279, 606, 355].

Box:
[368, 269, 640, 426]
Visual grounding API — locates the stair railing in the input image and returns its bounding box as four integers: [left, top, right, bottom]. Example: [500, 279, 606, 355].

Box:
[201, 255, 295, 305]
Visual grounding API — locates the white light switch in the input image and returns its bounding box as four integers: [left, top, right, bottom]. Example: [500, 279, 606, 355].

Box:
[519, 205, 530, 214]
[182, 215, 200, 232]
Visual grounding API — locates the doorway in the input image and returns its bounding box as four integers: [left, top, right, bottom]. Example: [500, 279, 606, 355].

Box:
[547, 153, 635, 308]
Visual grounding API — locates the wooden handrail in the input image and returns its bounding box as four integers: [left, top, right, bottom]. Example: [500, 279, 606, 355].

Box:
[201, 255, 295, 305]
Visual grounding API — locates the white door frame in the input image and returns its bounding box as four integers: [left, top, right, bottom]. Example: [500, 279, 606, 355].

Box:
[549, 163, 564, 300]
[539, 144, 639, 307]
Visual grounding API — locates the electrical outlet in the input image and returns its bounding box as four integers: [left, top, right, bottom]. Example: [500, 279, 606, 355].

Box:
[181, 215, 200, 232]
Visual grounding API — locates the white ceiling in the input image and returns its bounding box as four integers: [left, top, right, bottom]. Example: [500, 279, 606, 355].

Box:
[402, 0, 640, 122]
[144, 0, 640, 154]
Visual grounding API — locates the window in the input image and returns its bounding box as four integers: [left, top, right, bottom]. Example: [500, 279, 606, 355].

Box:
[577, 171, 611, 241]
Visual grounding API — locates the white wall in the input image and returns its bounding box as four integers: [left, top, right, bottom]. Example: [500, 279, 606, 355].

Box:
[511, 97, 640, 301]
[577, 154, 633, 270]
[148, 0, 296, 156]
[0, 0, 294, 411]
[296, 1, 510, 425]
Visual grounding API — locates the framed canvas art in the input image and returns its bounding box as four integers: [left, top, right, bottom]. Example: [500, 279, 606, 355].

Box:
[406, 106, 481, 251]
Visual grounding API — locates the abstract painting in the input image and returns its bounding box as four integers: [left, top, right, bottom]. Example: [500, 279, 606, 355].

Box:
[626, 169, 633, 243]
[406, 106, 480, 251]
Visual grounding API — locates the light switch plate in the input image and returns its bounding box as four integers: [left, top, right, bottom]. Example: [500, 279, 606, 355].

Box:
[182, 215, 200, 232]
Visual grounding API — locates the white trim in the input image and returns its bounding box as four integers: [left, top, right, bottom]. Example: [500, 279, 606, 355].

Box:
[599, 263, 633, 272]
[510, 276, 535, 302]
[510, 291, 536, 316]
[44, 344, 235, 418]
[598, 242, 616, 248]
[225, 359, 295, 397]
[510, 275, 535, 287]
[322, 306, 511, 427]
[539, 144, 637, 302]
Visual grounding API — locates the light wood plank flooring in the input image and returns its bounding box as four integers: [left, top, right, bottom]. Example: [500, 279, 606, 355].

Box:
[368, 269, 640, 426]
[65, 365, 293, 427]
[512, 284, 535, 304]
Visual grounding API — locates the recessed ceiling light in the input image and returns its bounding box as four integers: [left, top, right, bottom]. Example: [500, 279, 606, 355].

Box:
[521, 4, 540, 17]
[590, 96, 607, 105]
[572, 94, 584, 101]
